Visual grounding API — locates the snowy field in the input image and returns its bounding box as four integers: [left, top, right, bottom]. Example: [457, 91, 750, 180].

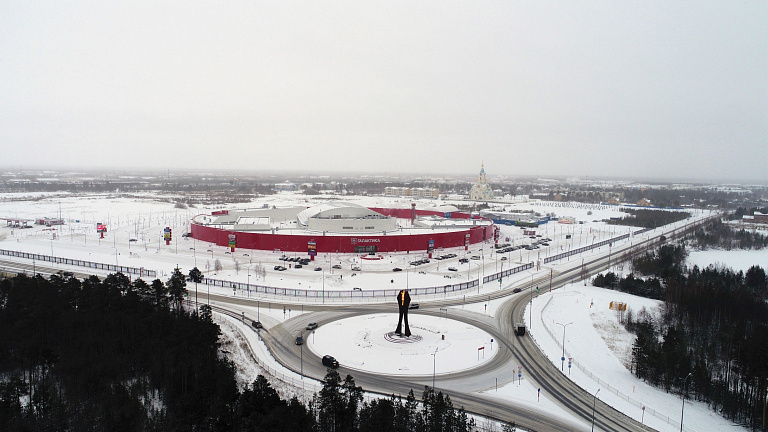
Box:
[0, 191, 741, 431]
[686, 249, 768, 273]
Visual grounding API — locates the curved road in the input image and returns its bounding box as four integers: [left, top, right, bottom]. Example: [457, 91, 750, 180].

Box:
[8, 216, 715, 431]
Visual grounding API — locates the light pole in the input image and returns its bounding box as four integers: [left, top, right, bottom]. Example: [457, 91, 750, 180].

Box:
[555, 321, 573, 371]
[432, 347, 438, 389]
[681, 372, 692, 432]
[591, 388, 600, 432]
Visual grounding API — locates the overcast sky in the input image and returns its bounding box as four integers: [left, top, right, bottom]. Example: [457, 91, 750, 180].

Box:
[1, 1, 766, 182]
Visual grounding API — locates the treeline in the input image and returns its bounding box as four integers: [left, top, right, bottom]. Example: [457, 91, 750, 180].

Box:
[689, 218, 768, 250]
[0, 271, 486, 432]
[607, 208, 690, 229]
[593, 245, 768, 429]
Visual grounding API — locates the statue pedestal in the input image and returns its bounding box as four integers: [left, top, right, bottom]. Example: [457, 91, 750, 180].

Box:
[383, 331, 422, 344]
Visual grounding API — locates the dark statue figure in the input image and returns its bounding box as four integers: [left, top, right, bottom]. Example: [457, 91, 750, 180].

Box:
[395, 289, 411, 337]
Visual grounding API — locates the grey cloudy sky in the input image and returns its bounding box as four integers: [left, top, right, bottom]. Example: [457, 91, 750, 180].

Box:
[1, 1, 766, 182]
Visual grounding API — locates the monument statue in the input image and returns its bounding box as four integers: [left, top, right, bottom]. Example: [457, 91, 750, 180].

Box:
[395, 289, 412, 337]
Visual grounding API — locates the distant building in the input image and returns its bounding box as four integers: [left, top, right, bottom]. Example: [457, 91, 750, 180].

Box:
[743, 212, 768, 224]
[274, 181, 298, 192]
[469, 163, 494, 201]
[384, 186, 438, 199]
[636, 199, 652, 207]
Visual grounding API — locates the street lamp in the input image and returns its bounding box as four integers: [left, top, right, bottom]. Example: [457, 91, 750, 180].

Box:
[591, 388, 600, 432]
[432, 347, 438, 389]
[681, 372, 692, 432]
[555, 321, 573, 371]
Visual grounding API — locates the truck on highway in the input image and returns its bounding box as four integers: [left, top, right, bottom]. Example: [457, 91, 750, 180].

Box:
[514, 323, 526, 336]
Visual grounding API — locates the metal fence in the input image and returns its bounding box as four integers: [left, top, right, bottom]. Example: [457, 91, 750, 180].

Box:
[543, 234, 630, 264]
[204, 262, 534, 300]
[0, 249, 156, 278]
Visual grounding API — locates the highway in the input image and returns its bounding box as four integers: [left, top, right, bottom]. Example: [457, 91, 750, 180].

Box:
[3, 215, 715, 431]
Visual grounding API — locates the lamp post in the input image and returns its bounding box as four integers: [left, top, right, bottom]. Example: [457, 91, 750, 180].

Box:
[432, 347, 438, 389]
[591, 388, 600, 432]
[681, 372, 692, 432]
[555, 321, 573, 371]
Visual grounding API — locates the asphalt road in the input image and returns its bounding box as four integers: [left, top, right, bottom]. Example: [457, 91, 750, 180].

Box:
[3, 216, 716, 431]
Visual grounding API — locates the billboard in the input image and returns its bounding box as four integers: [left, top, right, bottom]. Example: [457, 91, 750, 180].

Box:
[96, 223, 107, 233]
[308, 240, 317, 256]
[228, 234, 236, 251]
[163, 227, 172, 244]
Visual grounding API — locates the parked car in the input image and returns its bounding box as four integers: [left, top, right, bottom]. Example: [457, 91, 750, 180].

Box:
[294, 264, 303, 269]
[314, 267, 322, 271]
[332, 264, 342, 269]
[352, 266, 361, 271]
[448, 267, 458, 271]
[322, 355, 339, 369]
[306, 322, 318, 330]
[409, 302, 420, 309]
[352, 287, 362, 291]
[459, 258, 469, 263]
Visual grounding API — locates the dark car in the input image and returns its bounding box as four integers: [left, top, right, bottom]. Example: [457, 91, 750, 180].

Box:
[314, 267, 322, 271]
[322, 355, 339, 369]
[294, 264, 303, 269]
[409, 303, 420, 309]
[513, 288, 522, 293]
[295, 335, 304, 345]
[332, 264, 342, 269]
[251, 320, 263, 329]
[459, 258, 469, 263]
[448, 267, 458, 271]
[392, 267, 402, 272]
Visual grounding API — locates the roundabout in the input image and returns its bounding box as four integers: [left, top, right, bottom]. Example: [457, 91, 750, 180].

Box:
[308, 313, 498, 376]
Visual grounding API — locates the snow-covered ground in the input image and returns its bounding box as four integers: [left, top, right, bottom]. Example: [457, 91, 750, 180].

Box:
[1, 191, 739, 431]
[686, 248, 768, 273]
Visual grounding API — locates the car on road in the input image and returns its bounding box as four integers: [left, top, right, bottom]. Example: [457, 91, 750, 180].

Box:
[295, 335, 304, 345]
[392, 267, 402, 272]
[352, 287, 362, 291]
[332, 264, 342, 269]
[251, 320, 263, 329]
[314, 267, 322, 271]
[409, 302, 420, 309]
[513, 288, 522, 293]
[471, 255, 480, 260]
[306, 322, 318, 330]
[129, 238, 137, 242]
[352, 266, 361, 271]
[459, 258, 469, 263]
[447, 267, 458, 271]
[322, 355, 339, 369]
[273, 265, 287, 271]
[501, 257, 508, 261]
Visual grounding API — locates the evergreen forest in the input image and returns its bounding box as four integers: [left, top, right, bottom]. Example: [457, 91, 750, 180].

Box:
[0, 270, 486, 432]
[594, 244, 768, 429]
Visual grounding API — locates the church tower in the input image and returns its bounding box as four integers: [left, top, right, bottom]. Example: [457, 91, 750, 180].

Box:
[469, 162, 494, 201]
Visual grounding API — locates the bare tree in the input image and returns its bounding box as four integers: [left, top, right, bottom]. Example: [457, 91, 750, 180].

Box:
[214, 259, 223, 273]
[234, 259, 240, 274]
